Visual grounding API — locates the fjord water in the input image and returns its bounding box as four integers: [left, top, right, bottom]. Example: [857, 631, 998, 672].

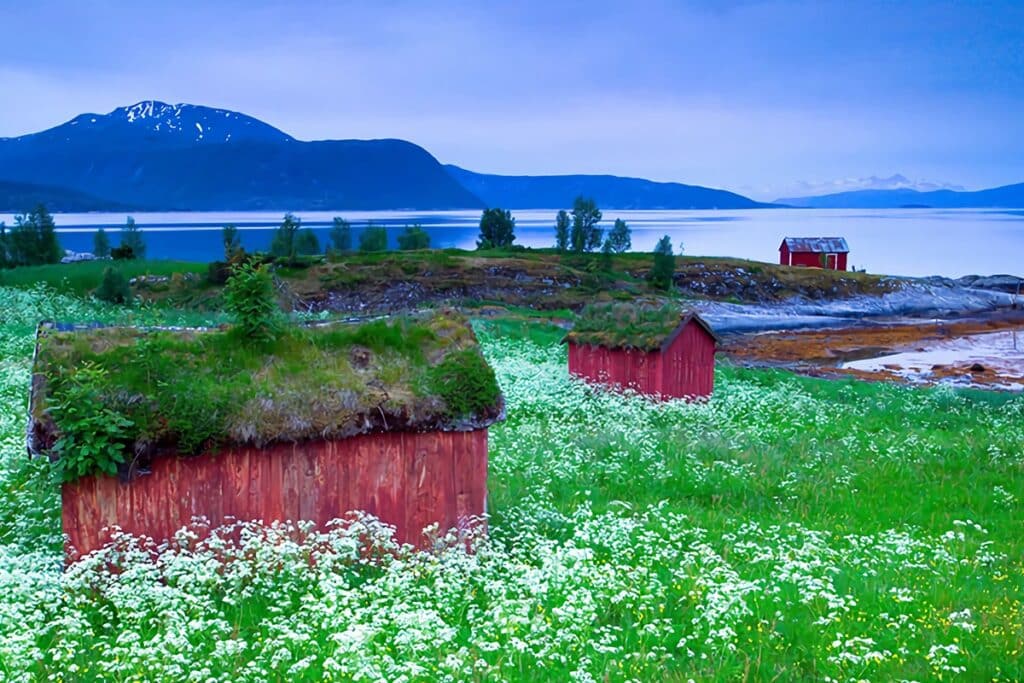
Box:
[7, 207, 1023, 278]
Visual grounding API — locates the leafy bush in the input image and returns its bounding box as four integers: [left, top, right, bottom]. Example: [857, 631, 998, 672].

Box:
[110, 244, 135, 260]
[359, 225, 389, 252]
[94, 266, 132, 304]
[397, 224, 430, 251]
[50, 362, 134, 481]
[223, 262, 280, 341]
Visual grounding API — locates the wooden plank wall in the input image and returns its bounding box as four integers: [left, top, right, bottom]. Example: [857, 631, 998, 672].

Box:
[568, 342, 662, 396]
[661, 323, 715, 399]
[568, 322, 715, 400]
[62, 429, 490, 558]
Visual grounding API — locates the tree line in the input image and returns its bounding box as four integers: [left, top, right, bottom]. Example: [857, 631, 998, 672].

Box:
[1, 199, 678, 292]
[0, 206, 148, 269]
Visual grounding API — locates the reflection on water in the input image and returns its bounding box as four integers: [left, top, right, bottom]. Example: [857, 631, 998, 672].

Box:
[3, 207, 1021, 278]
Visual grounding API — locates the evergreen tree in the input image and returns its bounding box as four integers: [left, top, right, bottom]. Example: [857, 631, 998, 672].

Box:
[93, 228, 111, 258]
[477, 208, 516, 249]
[94, 266, 132, 304]
[570, 196, 603, 253]
[359, 224, 389, 252]
[9, 205, 62, 266]
[0, 222, 8, 269]
[606, 218, 632, 253]
[270, 213, 301, 258]
[647, 235, 676, 291]
[397, 224, 430, 251]
[295, 228, 321, 256]
[222, 224, 242, 261]
[554, 210, 570, 252]
[120, 216, 146, 260]
[329, 217, 352, 253]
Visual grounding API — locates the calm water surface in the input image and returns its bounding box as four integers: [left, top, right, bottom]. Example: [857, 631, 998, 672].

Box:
[3, 208, 1022, 278]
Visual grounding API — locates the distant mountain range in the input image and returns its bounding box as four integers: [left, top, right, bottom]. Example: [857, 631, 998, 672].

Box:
[0, 100, 771, 212]
[444, 165, 772, 209]
[776, 182, 1024, 209]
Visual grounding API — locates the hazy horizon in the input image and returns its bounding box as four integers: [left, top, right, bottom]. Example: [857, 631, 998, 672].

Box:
[1, 1, 1021, 200]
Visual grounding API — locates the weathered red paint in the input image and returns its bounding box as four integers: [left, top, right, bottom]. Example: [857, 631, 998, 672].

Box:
[567, 319, 716, 400]
[62, 429, 490, 558]
[779, 241, 849, 270]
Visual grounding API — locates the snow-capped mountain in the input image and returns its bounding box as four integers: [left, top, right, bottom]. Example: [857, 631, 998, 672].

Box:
[0, 101, 482, 210]
[772, 174, 964, 201]
[4, 100, 294, 147]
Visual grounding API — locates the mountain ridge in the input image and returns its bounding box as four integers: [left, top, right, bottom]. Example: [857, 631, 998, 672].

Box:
[0, 102, 482, 210]
[444, 165, 775, 210]
[776, 182, 1024, 208]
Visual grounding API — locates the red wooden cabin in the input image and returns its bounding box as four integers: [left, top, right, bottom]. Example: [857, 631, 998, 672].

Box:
[779, 237, 849, 270]
[565, 308, 718, 400]
[29, 315, 504, 559]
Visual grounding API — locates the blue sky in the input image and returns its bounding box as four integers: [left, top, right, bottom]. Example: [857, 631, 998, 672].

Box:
[1, 0, 1021, 199]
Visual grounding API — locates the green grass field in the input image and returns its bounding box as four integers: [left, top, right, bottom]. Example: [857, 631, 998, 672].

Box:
[0, 260, 207, 296]
[0, 286, 1021, 681]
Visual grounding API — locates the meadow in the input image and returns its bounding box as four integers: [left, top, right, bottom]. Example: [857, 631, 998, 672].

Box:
[0, 285, 1022, 681]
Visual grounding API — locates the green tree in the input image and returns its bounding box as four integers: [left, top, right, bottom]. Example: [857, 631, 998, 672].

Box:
[606, 218, 631, 253]
[222, 224, 242, 261]
[554, 210, 570, 252]
[295, 228, 321, 256]
[477, 208, 516, 249]
[224, 262, 280, 342]
[94, 266, 132, 304]
[0, 222, 8, 269]
[397, 224, 430, 251]
[120, 216, 146, 260]
[329, 217, 352, 253]
[7, 205, 62, 266]
[647, 235, 675, 291]
[600, 236, 615, 272]
[270, 213, 301, 259]
[570, 196, 603, 253]
[93, 228, 111, 258]
[359, 224, 388, 252]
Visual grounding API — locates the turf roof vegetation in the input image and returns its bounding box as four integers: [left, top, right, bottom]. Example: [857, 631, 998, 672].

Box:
[565, 303, 690, 351]
[31, 312, 503, 475]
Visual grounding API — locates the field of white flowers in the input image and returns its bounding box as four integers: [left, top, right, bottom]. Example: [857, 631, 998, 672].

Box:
[1, 285, 1022, 682]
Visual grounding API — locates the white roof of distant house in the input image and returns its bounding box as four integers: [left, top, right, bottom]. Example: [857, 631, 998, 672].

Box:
[780, 237, 849, 253]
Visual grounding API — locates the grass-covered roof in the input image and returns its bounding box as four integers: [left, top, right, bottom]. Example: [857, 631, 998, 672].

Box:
[29, 312, 504, 473]
[565, 303, 717, 352]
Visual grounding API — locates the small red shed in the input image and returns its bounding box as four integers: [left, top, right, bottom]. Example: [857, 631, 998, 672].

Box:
[565, 304, 718, 400]
[779, 237, 849, 270]
[29, 314, 504, 559]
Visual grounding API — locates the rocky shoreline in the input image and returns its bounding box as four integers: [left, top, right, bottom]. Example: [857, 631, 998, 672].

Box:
[696, 280, 1021, 334]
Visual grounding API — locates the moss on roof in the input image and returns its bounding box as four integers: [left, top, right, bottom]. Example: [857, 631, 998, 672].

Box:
[30, 312, 504, 468]
[565, 303, 709, 351]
